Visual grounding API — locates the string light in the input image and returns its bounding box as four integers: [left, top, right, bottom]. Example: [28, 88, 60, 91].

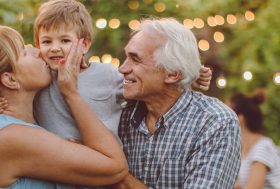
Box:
[154, 2, 166, 12]
[198, 40, 210, 51]
[213, 31, 224, 43]
[227, 14, 237, 24]
[215, 15, 225, 25]
[216, 76, 227, 88]
[88, 56, 100, 63]
[96, 18, 107, 29]
[193, 18, 204, 29]
[243, 71, 253, 81]
[245, 11, 255, 21]
[207, 16, 216, 27]
[183, 19, 194, 29]
[128, 20, 140, 30]
[101, 54, 112, 64]
[109, 19, 120, 29]
[273, 72, 280, 85]
[111, 58, 120, 68]
[128, 0, 139, 10]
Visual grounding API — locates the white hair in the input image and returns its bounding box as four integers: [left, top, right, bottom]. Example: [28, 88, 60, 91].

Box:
[136, 18, 201, 91]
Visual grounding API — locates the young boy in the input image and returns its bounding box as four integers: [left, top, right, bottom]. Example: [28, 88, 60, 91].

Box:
[33, 0, 124, 142]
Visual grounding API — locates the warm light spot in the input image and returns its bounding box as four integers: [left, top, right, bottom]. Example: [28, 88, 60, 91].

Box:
[227, 14, 237, 24]
[128, 0, 139, 10]
[101, 54, 112, 64]
[143, 0, 152, 4]
[88, 56, 100, 63]
[198, 40, 210, 51]
[213, 32, 224, 43]
[193, 18, 204, 29]
[17, 12, 24, 21]
[215, 15, 225, 25]
[207, 16, 216, 27]
[154, 2, 166, 12]
[273, 72, 280, 85]
[176, 4, 180, 8]
[243, 71, 253, 81]
[216, 76, 227, 88]
[245, 10, 255, 21]
[183, 19, 194, 29]
[96, 18, 107, 29]
[128, 20, 140, 30]
[25, 44, 33, 48]
[111, 58, 120, 68]
[109, 19, 120, 29]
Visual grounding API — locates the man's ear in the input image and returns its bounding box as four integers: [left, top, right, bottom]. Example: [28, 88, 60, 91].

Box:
[0, 72, 20, 90]
[164, 70, 181, 84]
[82, 39, 91, 55]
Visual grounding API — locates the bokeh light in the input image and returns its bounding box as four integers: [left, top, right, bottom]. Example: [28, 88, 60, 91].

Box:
[243, 71, 253, 81]
[213, 31, 224, 43]
[96, 18, 107, 29]
[273, 72, 280, 85]
[128, 19, 140, 30]
[154, 2, 166, 12]
[216, 76, 227, 88]
[109, 19, 120, 29]
[101, 54, 112, 64]
[88, 56, 100, 63]
[198, 40, 210, 51]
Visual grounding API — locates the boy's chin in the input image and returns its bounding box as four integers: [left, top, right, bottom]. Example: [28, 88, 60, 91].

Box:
[47, 63, 59, 71]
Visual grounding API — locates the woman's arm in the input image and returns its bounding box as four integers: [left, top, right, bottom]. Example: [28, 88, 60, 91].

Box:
[243, 161, 268, 189]
[0, 124, 127, 187]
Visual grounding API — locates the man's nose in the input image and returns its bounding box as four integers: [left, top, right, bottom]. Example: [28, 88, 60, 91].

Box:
[118, 59, 130, 74]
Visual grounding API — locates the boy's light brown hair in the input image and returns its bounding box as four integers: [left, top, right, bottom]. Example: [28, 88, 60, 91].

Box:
[34, 0, 93, 47]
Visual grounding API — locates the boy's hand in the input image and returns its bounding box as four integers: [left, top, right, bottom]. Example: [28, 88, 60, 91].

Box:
[192, 66, 212, 91]
[0, 97, 8, 114]
[57, 39, 84, 97]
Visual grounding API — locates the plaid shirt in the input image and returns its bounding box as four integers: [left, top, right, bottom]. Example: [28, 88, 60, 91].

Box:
[119, 91, 241, 189]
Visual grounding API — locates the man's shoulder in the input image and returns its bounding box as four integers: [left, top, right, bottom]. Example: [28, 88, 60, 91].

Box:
[191, 91, 238, 123]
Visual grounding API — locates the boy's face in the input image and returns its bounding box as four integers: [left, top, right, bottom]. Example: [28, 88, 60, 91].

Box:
[38, 27, 81, 70]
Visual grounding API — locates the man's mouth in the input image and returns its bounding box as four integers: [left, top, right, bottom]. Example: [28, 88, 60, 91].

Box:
[124, 79, 136, 84]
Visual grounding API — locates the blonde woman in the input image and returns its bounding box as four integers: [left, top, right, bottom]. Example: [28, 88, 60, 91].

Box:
[0, 25, 128, 189]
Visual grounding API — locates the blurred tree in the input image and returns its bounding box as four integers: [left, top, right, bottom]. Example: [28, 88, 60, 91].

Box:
[0, 0, 279, 144]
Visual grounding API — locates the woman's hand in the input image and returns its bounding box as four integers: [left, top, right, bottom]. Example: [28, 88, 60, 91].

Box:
[57, 39, 84, 98]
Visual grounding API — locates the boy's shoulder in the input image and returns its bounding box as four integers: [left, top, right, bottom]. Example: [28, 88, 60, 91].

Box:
[81, 62, 123, 80]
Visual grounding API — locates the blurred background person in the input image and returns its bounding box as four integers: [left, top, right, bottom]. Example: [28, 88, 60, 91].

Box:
[229, 90, 280, 189]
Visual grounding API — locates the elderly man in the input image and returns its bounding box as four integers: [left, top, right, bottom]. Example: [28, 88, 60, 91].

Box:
[115, 18, 241, 189]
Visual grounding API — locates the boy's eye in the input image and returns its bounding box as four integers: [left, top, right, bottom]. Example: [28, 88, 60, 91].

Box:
[62, 39, 71, 43]
[41, 40, 51, 44]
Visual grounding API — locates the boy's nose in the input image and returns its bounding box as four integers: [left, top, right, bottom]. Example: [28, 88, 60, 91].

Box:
[51, 45, 61, 53]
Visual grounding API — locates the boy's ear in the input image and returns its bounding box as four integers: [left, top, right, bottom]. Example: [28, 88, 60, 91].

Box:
[1, 72, 20, 90]
[164, 70, 181, 84]
[82, 39, 91, 55]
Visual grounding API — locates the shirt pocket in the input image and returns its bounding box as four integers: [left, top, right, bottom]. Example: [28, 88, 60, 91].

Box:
[86, 94, 113, 121]
[156, 158, 185, 188]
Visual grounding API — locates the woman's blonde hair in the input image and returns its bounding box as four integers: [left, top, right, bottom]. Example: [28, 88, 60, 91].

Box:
[0, 25, 24, 75]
